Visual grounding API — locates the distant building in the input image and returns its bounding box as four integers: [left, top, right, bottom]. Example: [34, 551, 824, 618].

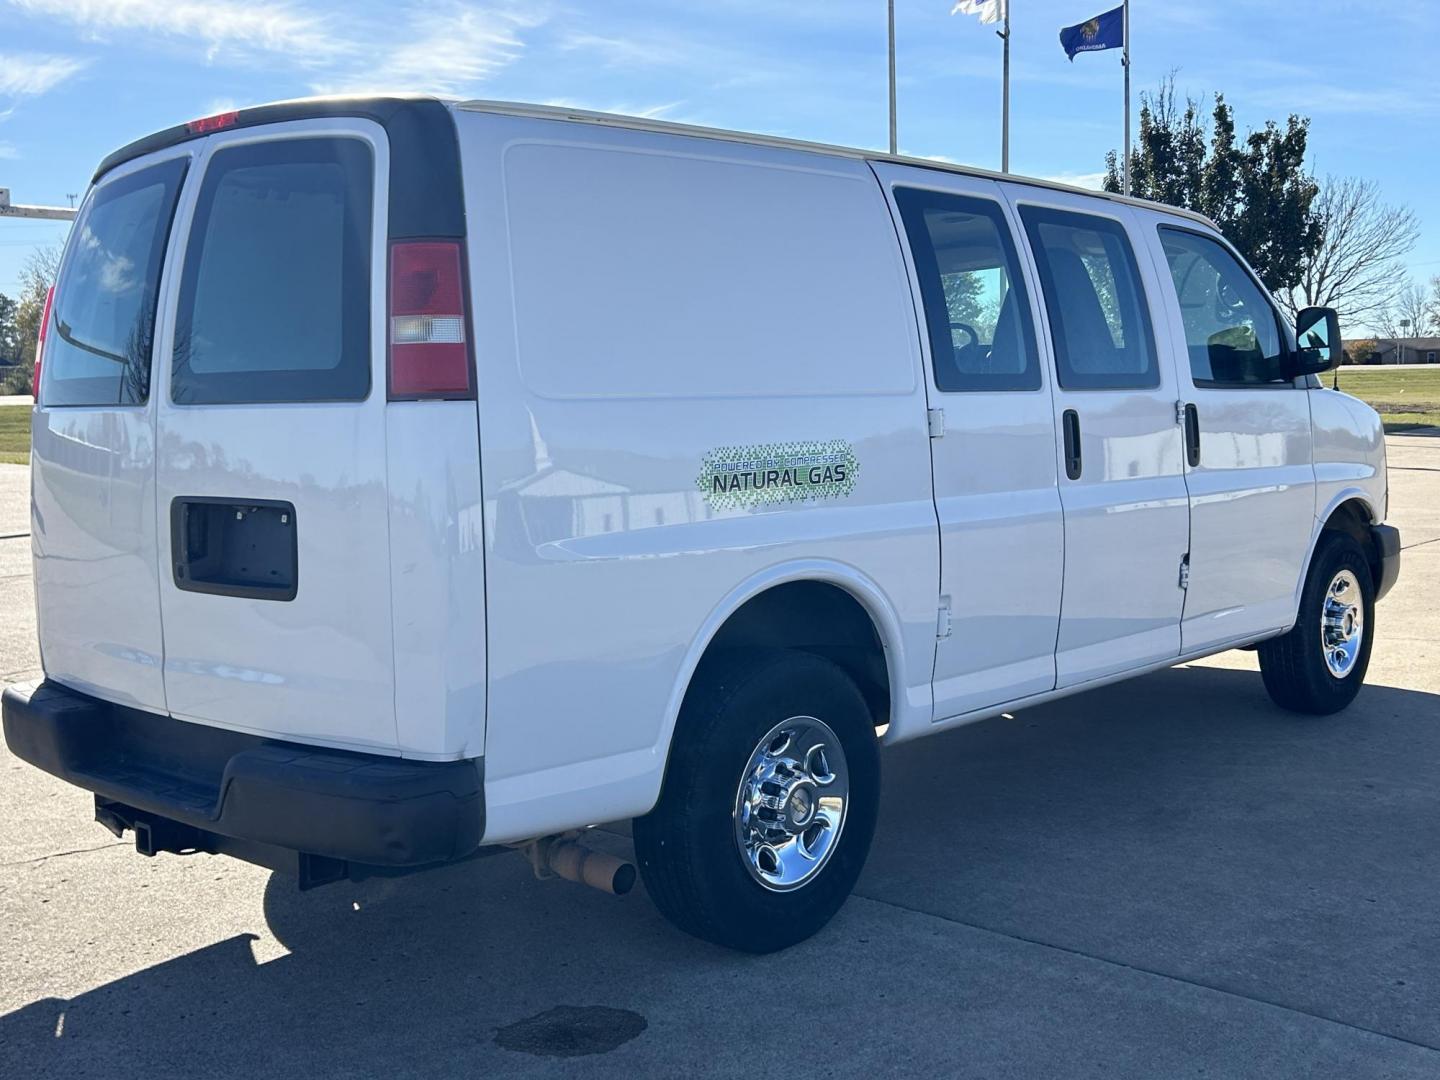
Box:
[1342, 338, 1440, 365]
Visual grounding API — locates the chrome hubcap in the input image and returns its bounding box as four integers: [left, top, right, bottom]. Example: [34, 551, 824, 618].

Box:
[734, 716, 849, 892]
[1321, 569, 1364, 678]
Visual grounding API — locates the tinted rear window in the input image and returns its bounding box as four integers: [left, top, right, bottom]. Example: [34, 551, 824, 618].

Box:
[43, 158, 187, 407]
[172, 138, 373, 405]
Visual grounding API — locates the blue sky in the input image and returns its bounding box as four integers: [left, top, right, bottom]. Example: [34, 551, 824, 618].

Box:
[2, 0, 1437, 331]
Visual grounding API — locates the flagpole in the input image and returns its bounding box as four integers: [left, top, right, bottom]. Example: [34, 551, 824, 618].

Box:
[1122, 0, 1131, 195]
[888, 0, 898, 154]
[1000, 0, 1010, 172]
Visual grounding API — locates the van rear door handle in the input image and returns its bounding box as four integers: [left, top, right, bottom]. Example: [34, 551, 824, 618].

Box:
[1183, 403, 1201, 467]
[1062, 409, 1082, 480]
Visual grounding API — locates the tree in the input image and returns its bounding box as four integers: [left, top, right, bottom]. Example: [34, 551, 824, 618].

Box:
[1376, 279, 1436, 341]
[1342, 338, 1377, 366]
[1104, 77, 1322, 294]
[1277, 176, 1419, 324]
[10, 244, 64, 393]
[0, 293, 19, 366]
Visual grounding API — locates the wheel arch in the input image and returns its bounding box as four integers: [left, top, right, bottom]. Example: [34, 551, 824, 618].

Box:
[1307, 491, 1383, 597]
[647, 562, 910, 811]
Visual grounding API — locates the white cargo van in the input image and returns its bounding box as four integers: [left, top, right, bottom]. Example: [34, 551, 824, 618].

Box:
[4, 96, 1400, 953]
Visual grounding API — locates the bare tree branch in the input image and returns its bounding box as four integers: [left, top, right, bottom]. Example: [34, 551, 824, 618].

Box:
[1375, 278, 1437, 340]
[1279, 175, 1418, 325]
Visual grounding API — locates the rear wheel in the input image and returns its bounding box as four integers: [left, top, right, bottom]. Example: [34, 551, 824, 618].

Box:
[1258, 531, 1375, 715]
[633, 650, 879, 953]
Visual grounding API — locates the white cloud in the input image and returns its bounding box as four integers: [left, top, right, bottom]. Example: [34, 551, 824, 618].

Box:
[315, 5, 542, 95]
[0, 52, 89, 96]
[0, 141, 19, 159]
[8, 0, 345, 65]
[10, 0, 547, 95]
[1042, 171, 1108, 191]
[558, 31, 678, 68]
[539, 98, 686, 121]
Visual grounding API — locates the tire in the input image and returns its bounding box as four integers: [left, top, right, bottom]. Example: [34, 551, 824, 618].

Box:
[633, 649, 880, 953]
[1258, 531, 1375, 715]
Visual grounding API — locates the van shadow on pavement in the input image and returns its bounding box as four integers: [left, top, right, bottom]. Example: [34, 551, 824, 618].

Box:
[4, 665, 1440, 1078]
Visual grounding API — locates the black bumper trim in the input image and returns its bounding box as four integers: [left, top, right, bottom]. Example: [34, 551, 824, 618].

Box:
[2, 680, 484, 869]
[1371, 523, 1401, 602]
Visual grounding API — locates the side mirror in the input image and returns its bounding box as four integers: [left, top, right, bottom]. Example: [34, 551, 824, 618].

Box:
[1290, 306, 1341, 377]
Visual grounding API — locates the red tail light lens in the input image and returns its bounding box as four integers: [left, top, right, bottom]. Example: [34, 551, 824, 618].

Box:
[33, 284, 54, 404]
[388, 241, 472, 399]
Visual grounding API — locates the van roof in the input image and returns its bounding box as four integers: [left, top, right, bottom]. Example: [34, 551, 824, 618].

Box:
[455, 98, 1221, 232]
[93, 93, 1218, 232]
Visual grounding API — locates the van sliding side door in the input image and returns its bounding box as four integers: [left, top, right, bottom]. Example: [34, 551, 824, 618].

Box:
[1007, 191, 1191, 686]
[872, 162, 1064, 720]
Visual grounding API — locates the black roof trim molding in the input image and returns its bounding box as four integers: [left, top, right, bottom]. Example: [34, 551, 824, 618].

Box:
[92, 95, 465, 239]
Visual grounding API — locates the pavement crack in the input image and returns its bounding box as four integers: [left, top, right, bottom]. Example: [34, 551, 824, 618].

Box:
[3, 841, 128, 868]
[1402, 536, 1439, 552]
[851, 891, 1440, 1057]
[0, 532, 29, 541]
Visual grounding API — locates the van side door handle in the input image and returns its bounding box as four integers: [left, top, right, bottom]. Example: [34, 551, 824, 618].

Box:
[1062, 409, 1082, 480]
[1183, 403, 1201, 468]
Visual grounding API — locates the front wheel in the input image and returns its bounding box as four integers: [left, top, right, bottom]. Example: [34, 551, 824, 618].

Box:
[633, 650, 880, 953]
[1258, 531, 1375, 715]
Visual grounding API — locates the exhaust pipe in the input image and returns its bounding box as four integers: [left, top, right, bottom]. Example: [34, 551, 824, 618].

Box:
[516, 833, 636, 896]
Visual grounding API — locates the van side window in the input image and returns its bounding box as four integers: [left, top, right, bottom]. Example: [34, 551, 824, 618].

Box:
[173, 138, 373, 405]
[43, 158, 187, 407]
[1158, 227, 1287, 386]
[1019, 206, 1159, 390]
[894, 187, 1040, 391]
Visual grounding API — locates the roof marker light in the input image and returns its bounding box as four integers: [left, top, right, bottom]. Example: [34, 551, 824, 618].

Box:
[186, 111, 239, 135]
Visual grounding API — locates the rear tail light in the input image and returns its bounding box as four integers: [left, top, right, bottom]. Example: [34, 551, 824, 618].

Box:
[33, 284, 54, 404]
[388, 240, 472, 399]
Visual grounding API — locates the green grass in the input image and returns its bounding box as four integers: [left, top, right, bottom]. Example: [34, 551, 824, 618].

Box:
[1329, 366, 1440, 432]
[0, 405, 29, 465]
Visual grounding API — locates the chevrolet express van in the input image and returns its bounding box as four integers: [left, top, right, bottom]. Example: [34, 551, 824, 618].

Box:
[3, 96, 1400, 953]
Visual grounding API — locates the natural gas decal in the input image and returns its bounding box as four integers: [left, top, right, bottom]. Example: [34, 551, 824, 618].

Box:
[698, 440, 858, 509]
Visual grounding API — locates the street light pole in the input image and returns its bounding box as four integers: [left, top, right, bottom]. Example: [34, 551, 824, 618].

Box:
[888, 0, 898, 155]
[999, 0, 1010, 172]
[0, 188, 77, 222]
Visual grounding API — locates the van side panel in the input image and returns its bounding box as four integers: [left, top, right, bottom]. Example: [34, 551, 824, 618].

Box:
[457, 113, 939, 843]
[385, 401, 487, 759]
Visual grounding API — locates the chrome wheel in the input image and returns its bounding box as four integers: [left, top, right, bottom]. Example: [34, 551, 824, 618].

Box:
[734, 715, 849, 892]
[1321, 569, 1365, 678]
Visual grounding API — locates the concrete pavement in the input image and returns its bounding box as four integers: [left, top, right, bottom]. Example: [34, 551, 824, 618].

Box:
[2, 435, 1438, 1078]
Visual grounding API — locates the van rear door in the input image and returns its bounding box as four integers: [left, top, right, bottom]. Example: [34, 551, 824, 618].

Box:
[31, 150, 190, 711]
[151, 119, 399, 752]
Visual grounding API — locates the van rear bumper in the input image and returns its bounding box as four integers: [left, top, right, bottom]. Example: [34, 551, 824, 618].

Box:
[2, 680, 485, 873]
